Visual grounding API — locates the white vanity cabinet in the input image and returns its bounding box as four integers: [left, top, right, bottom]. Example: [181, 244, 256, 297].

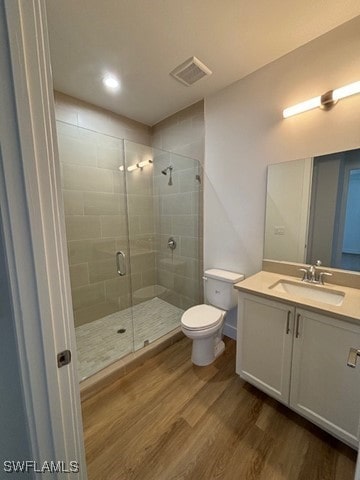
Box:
[236, 294, 295, 404]
[290, 307, 360, 447]
[236, 292, 360, 448]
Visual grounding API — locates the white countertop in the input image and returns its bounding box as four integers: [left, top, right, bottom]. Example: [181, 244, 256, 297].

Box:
[234, 271, 360, 323]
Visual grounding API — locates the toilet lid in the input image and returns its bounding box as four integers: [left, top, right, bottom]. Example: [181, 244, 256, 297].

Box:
[181, 304, 223, 330]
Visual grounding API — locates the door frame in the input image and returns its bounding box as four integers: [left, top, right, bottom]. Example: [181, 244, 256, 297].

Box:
[1, 0, 86, 477]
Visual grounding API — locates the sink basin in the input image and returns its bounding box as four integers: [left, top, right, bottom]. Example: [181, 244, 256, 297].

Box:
[269, 279, 345, 306]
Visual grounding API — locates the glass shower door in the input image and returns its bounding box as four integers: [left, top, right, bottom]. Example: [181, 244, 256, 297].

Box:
[124, 140, 202, 351]
[124, 140, 158, 351]
[57, 121, 134, 380]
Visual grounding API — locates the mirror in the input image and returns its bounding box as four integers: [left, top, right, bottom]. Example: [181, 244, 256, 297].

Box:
[264, 147, 360, 272]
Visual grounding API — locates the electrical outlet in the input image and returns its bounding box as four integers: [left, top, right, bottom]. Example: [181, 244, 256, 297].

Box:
[274, 226, 285, 235]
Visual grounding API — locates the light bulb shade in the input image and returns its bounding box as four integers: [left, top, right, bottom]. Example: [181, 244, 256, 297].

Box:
[283, 96, 321, 118]
[283, 80, 360, 119]
[333, 81, 360, 101]
[127, 164, 138, 172]
[138, 159, 153, 168]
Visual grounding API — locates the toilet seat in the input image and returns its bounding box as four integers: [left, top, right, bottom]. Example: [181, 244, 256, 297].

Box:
[181, 304, 223, 331]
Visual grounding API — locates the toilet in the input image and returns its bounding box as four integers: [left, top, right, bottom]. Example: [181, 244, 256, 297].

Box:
[181, 269, 244, 366]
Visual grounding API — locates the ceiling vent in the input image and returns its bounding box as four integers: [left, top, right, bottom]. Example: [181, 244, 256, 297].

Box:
[170, 56, 212, 86]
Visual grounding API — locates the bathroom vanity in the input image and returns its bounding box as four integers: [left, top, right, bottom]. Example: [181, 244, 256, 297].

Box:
[235, 269, 360, 448]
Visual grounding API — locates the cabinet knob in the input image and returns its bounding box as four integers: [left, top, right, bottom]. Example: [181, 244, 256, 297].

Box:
[347, 348, 360, 368]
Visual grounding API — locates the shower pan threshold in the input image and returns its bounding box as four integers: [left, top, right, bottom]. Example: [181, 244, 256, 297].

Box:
[76, 297, 184, 380]
[80, 326, 184, 402]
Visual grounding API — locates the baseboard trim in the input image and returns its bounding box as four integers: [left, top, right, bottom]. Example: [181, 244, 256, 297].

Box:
[223, 323, 237, 340]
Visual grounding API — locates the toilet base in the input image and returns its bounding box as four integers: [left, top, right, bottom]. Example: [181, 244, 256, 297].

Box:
[191, 336, 225, 366]
[214, 340, 225, 358]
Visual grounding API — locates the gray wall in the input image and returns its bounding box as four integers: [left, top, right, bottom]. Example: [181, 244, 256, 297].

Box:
[0, 211, 32, 472]
[307, 154, 342, 265]
[0, 1, 33, 470]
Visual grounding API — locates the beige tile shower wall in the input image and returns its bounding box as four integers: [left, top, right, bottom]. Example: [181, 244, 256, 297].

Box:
[59, 123, 131, 326]
[152, 100, 204, 164]
[153, 164, 201, 310]
[55, 92, 152, 327]
[152, 101, 204, 309]
[54, 91, 152, 144]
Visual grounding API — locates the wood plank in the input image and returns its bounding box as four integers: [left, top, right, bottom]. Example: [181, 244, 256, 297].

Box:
[82, 336, 357, 480]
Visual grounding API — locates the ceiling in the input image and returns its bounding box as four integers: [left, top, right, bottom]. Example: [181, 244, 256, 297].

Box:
[46, 0, 360, 126]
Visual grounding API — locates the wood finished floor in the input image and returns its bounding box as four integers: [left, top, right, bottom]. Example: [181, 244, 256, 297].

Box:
[82, 337, 357, 480]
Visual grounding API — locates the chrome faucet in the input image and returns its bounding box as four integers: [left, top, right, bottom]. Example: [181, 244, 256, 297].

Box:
[299, 260, 332, 285]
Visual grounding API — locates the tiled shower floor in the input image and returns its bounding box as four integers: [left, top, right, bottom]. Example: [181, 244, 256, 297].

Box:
[75, 297, 184, 380]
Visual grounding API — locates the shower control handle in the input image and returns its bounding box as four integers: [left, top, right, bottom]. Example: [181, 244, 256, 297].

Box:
[167, 237, 176, 251]
[116, 251, 126, 276]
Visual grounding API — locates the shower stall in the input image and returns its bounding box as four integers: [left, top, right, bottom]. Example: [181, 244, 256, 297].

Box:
[57, 121, 202, 380]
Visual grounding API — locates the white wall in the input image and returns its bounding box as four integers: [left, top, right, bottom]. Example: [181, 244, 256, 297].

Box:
[264, 158, 312, 263]
[204, 16, 360, 277]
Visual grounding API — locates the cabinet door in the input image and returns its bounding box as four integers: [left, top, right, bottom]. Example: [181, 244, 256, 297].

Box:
[236, 293, 295, 405]
[290, 308, 360, 448]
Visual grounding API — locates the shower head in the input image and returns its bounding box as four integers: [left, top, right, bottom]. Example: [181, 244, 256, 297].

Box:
[161, 166, 173, 175]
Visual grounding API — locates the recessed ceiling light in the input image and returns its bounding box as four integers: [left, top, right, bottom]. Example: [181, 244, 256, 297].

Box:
[103, 74, 120, 90]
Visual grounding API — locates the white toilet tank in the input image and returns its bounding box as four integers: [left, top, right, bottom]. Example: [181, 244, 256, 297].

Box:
[204, 269, 244, 310]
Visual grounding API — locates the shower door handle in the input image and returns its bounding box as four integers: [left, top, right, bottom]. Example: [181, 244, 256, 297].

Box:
[116, 251, 126, 276]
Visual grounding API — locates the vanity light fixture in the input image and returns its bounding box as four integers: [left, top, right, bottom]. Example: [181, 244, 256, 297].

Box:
[283, 81, 360, 118]
[127, 164, 138, 172]
[138, 159, 153, 168]
[126, 159, 153, 172]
